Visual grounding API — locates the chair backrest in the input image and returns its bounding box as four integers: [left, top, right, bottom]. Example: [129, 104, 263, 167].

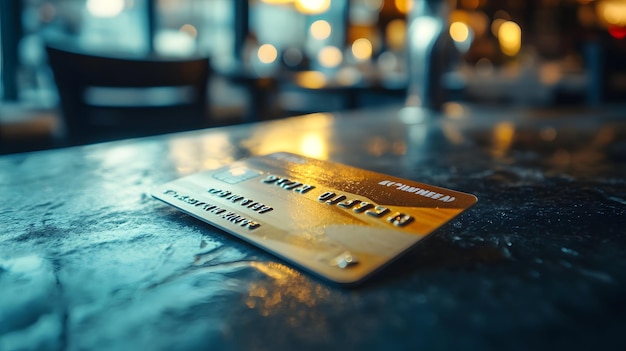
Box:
[45, 44, 211, 144]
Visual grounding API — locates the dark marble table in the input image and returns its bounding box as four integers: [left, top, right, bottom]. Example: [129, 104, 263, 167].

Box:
[1, 104, 625, 350]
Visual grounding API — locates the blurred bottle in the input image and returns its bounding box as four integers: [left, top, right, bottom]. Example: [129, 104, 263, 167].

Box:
[405, 0, 452, 111]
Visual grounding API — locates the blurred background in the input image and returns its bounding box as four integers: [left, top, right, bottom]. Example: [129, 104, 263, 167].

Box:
[1, 0, 625, 153]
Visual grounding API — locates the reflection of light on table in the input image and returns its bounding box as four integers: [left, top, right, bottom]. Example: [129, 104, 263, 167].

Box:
[247, 261, 331, 319]
[168, 132, 235, 174]
[492, 121, 515, 158]
[300, 133, 327, 159]
[97, 144, 144, 169]
[241, 113, 333, 159]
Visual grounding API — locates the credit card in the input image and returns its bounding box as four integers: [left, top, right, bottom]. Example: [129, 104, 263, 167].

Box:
[152, 152, 477, 285]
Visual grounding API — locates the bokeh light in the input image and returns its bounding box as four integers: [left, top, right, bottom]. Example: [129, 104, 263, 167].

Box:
[296, 71, 327, 89]
[258, 44, 278, 64]
[598, 0, 626, 26]
[609, 26, 626, 39]
[449, 21, 470, 42]
[295, 0, 331, 14]
[318, 46, 343, 68]
[386, 19, 406, 51]
[300, 133, 327, 159]
[493, 121, 515, 158]
[310, 20, 332, 40]
[394, 0, 412, 15]
[86, 0, 124, 17]
[352, 38, 373, 61]
[498, 21, 522, 56]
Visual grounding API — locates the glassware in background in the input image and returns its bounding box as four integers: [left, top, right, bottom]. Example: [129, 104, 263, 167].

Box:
[3, 0, 626, 110]
[405, 0, 451, 111]
[444, 0, 626, 106]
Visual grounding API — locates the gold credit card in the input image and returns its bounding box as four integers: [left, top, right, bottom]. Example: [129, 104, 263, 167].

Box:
[152, 152, 477, 285]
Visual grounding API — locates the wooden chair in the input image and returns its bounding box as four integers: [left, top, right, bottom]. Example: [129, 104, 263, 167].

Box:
[45, 44, 211, 145]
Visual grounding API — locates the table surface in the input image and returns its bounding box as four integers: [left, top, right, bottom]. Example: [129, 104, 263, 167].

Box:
[1, 104, 625, 351]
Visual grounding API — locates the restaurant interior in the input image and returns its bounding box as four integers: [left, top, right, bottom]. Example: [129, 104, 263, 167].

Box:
[1, 0, 624, 154]
[2, 1, 626, 350]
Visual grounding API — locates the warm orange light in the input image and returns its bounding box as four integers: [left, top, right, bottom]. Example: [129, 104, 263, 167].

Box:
[318, 46, 343, 68]
[449, 21, 470, 42]
[258, 44, 278, 64]
[597, 0, 626, 26]
[295, 0, 331, 14]
[300, 133, 327, 159]
[246, 261, 331, 317]
[310, 20, 332, 40]
[498, 21, 522, 56]
[352, 38, 373, 61]
[461, 0, 480, 9]
[493, 121, 515, 157]
[539, 63, 562, 85]
[386, 19, 406, 51]
[394, 0, 413, 15]
[491, 18, 505, 37]
[250, 262, 294, 281]
[296, 71, 327, 89]
[241, 113, 333, 156]
[450, 9, 470, 24]
[451, 10, 487, 37]
[469, 11, 489, 37]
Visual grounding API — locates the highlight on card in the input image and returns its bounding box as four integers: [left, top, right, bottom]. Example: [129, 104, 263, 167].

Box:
[152, 152, 477, 285]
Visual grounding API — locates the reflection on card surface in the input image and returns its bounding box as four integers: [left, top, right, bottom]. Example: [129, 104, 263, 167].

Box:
[152, 152, 477, 285]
